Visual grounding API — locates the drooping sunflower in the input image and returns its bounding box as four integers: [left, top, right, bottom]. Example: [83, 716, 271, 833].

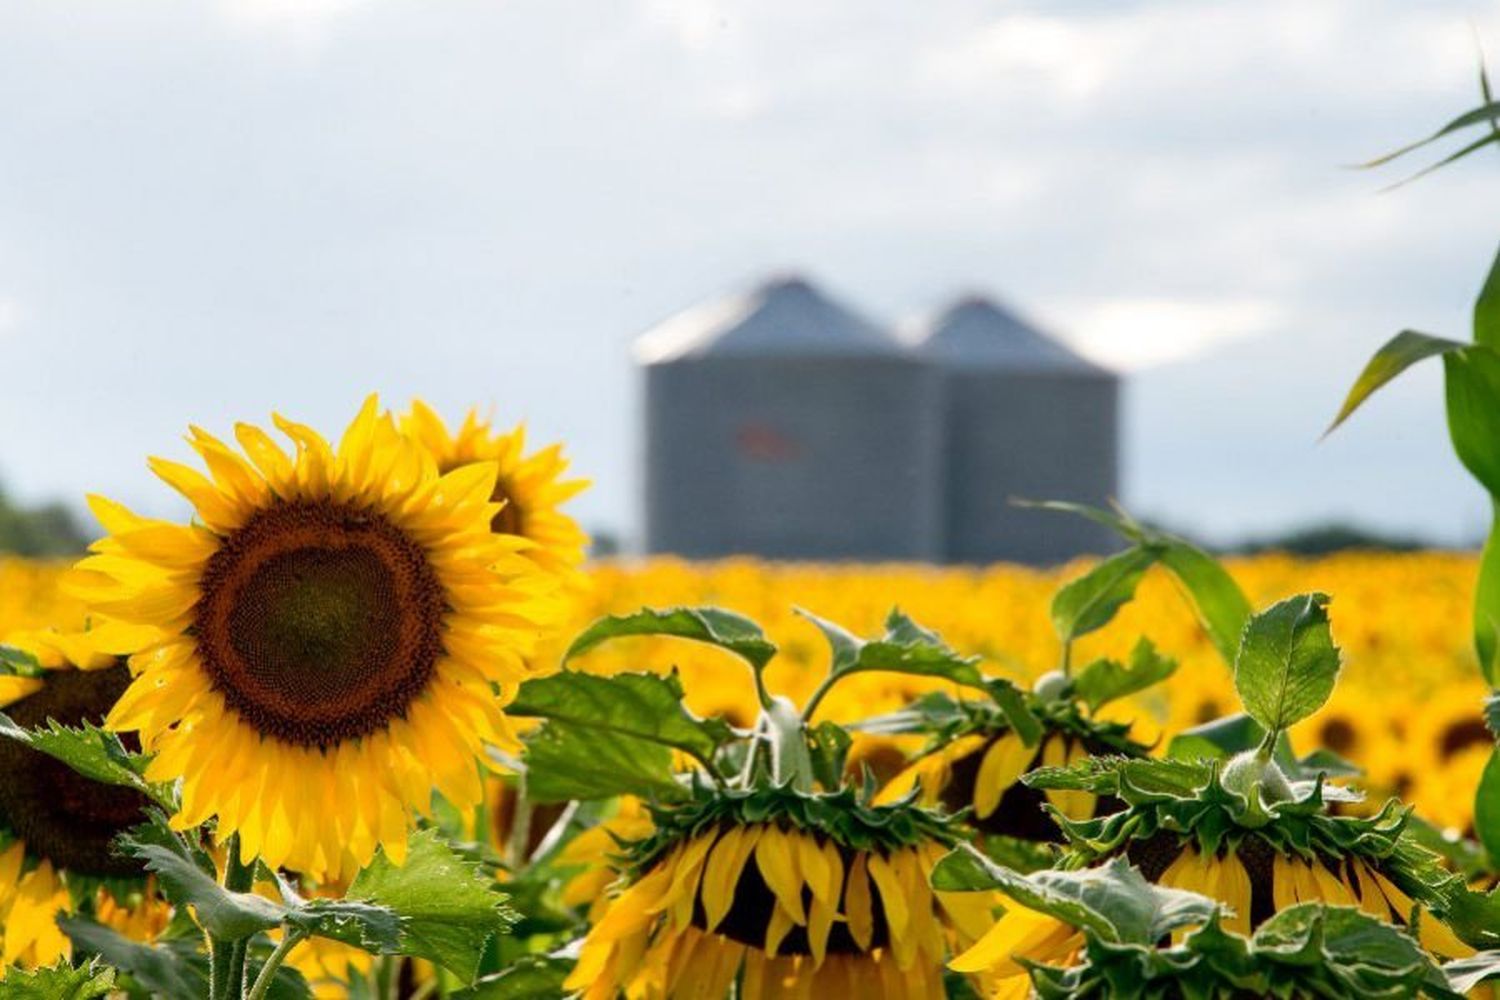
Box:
[943, 855, 1460, 1000]
[555, 796, 654, 922]
[948, 755, 1478, 998]
[869, 645, 1166, 842]
[563, 786, 995, 1000]
[68, 397, 561, 880]
[0, 636, 166, 976]
[876, 729, 1125, 839]
[402, 400, 590, 584]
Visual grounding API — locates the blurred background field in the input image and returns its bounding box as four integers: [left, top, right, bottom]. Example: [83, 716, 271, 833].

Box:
[6, 549, 1483, 832]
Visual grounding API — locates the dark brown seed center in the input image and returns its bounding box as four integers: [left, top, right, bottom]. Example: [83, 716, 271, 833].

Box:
[195, 500, 446, 748]
[0, 665, 149, 876]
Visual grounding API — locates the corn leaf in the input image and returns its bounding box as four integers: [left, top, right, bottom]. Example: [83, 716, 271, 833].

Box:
[1326, 330, 1468, 435]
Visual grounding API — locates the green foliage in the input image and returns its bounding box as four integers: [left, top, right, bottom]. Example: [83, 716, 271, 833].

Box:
[345, 830, 516, 983]
[59, 919, 297, 1000]
[1028, 902, 1457, 999]
[120, 834, 284, 942]
[446, 954, 573, 999]
[1475, 750, 1500, 872]
[118, 822, 512, 984]
[509, 670, 733, 802]
[1442, 951, 1500, 994]
[1358, 63, 1500, 185]
[0, 713, 173, 808]
[1166, 712, 1360, 780]
[805, 720, 852, 791]
[1072, 638, 1177, 715]
[627, 780, 960, 868]
[0, 646, 44, 678]
[1018, 754, 1492, 946]
[1329, 246, 1500, 687]
[563, 606, 776, 671]
[1444, 347, 1500, 496]
[1326, 330, 1469, 434]
[799, 607, 986, 690]
[0, 961, 116, 1000]
[1233, 593, 1340, 736]
[932, 853, 1216, 944]
[0, 486, 88, 558]
[1049, 547, 1156, 647]
[1028, 500, 1251, 668]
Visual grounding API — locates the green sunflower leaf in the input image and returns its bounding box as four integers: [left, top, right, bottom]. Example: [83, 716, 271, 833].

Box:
[446, 954, 573, 999]
[1049, 547, 1159, 646]
[1234, 593, 1341, 736]
[1441, 951, 1500, 993]
[806, 720, 852, 791]
[0, 644, 45, 678]
[59, 917, 206, 999]
[1021, 500, 1252, 670]
[562, 606, 777, 670]
[1072, 638, 1177, 714]
[510, 670, 732, 802]
[800, 608, 986, 689]
[0, 959, 116, 1000]
[119, 835, 285, 941]
[931, 851, 1218, 945]
[987, 679, 1044, 747]
[0, 714, 172, 809]
[1155, 539, 1252, 669]
[346, 828, 516, 983]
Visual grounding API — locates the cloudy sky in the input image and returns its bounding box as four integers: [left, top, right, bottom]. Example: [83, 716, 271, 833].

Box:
[1, 0, 1497, 548]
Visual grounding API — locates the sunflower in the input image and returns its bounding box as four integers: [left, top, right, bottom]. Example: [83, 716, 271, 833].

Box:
[402, 400, 590, 584]
[877, 731, 1105, 838]
[871, 682, 1149, 844]
[556, 797, 654, 922]
[563, 789, 994, 1000]
[948, 756, 1477, 997]
[0, 637, 163, 976]
[68, 397, 561, 880]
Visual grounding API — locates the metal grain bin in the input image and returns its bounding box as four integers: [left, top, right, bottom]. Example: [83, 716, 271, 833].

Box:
[913, 296, 1119, 565]
[638, 276, 943, 561]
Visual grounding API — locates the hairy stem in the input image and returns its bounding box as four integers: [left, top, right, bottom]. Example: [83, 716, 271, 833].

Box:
[245, 928, 307, 1000]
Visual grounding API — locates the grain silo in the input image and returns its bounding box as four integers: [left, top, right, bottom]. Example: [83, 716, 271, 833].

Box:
[913, 295, 1119, 565]
[638, 275, 943, 560]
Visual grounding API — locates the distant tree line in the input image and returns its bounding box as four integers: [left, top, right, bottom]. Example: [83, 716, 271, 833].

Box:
[0, 484, 88, 557]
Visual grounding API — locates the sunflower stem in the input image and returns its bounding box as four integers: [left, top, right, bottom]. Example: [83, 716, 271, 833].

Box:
[799, 676, 838, 723]
[505, 797, 534, 868]
[210, 834, 256, 1000]
[245, 928, 307, 1000]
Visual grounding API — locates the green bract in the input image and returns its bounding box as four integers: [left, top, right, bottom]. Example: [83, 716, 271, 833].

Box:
[625, 780, 963, 871]
[1022, 754, 1495, 943]
[933, 855, 1463, 999]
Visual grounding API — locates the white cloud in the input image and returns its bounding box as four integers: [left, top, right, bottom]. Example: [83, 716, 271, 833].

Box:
[1052, 297, 1281, 371]
[0, 298, 19, 340]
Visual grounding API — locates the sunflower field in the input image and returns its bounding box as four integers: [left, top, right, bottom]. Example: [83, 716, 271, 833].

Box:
[9, 99, 1500, 1000]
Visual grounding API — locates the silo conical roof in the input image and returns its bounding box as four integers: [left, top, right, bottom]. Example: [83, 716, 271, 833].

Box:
[635, 275, 903, 363]
[912, 295, 1111, 376]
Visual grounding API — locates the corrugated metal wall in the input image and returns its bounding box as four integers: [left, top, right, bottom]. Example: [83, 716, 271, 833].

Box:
[640, 280, 1119, 565]
[644, 356, 943, 560]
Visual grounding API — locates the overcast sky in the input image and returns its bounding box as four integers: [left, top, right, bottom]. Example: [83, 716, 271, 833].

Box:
[1, 0, 1498, 548]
